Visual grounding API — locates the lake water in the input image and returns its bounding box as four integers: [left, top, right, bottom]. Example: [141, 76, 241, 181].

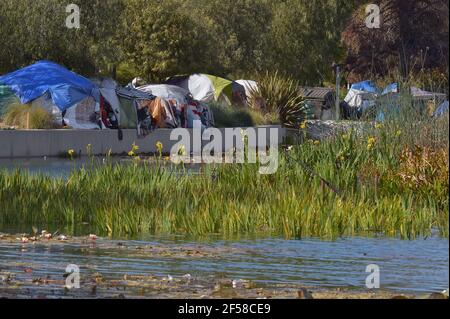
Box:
[0, 234, 448, 297]
[0, 156, 202, 177]
[0, 158, 448, 297]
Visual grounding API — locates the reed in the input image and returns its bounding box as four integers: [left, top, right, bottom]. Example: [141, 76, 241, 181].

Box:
[0, 92, 448, 239]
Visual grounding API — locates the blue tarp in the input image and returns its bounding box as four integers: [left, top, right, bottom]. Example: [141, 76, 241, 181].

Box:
[0, 61, 99, 112]
[351, 80, 378, 94]
[382, 83, 398, 95]
[433, 101, 449, 118]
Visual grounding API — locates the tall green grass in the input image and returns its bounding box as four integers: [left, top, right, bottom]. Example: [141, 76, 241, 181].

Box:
[0, 133, 447, 239]
[0, 93, 447, 239]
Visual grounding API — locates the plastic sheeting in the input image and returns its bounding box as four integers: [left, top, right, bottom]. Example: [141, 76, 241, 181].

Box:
[63, 96, 100, 130]
[344, 88, 376, 111]
[0, 61, 99, 112]
[351, 80, 378, 94]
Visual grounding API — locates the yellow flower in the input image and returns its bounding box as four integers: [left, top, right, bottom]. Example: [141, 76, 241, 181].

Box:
[367, 136, 376, 150]
[375, 122, 383, 129]
[396, 130, 402, 136]
[300, 121, 307, 130]
[68, 149, 75, 157]
[128, 150, 135, 157]
[313, 140, 320, 145]
[131, 143, 139, 152]
[156, 141, 163, 153]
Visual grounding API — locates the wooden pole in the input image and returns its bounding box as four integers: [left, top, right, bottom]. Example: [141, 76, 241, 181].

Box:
[335, 66, 341, 120]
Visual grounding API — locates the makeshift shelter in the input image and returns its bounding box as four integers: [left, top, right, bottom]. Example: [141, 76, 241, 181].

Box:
[0, 61, 101, 129]
[116, 87, 156, 135]
[298, 87, 335, 120]
[0, 61, 100, 112]
[166, 74, 246, 106]
[350, 80, 378, 94]
[137, 84, 214, 129]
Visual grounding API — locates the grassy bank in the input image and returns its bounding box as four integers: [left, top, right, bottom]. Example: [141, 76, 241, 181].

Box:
[0, 109, 448, 239]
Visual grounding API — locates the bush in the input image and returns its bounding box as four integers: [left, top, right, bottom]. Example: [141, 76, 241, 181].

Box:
[4, 103, 57, 129]
[248, 71, 312, 128]
[209, 103, 279, 127]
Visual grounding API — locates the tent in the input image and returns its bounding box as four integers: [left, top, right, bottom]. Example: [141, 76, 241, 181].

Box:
[138, 84, 192, 104]
[116, 87, 156, 135]
[235, 80, 258, 99]
[165, 74, 246, 106]
[0, 60, 100, 112]
[137, 84, 214, 129]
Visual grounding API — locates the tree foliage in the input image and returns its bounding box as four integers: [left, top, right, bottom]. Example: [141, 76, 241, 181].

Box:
[342, 0, 449, 82]
[0, 0, 447, 86]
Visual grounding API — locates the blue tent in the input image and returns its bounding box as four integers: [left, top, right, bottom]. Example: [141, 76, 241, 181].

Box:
[351, 80, 378, 94]
[0, 61, 99, 112]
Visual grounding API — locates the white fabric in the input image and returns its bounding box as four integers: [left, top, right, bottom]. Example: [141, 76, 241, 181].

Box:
[138, 84, 190, 104]
[185, 74, 215, 103]
[236, 80, 258, 98]
[344, 88, 376, 110]
[63, 96, 100, 129]
[91, 78, 121, 122]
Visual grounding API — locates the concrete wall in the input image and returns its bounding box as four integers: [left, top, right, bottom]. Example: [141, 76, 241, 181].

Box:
[0, 125, 285, 158]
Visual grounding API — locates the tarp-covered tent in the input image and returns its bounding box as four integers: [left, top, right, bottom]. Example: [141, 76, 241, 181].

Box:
[137, 84, 214, 129]
[0, 60, 100, 112]
[166, 74, 246, 106]
[0, 61, 102, 129]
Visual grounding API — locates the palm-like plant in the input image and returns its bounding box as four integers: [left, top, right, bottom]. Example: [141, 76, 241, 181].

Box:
[247, 71, 312, 128]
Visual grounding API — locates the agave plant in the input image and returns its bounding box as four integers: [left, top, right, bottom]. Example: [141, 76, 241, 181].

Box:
[248, 71, 312, 128]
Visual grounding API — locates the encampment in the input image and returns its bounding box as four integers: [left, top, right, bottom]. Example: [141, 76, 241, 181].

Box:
[166, 74, 246, 106]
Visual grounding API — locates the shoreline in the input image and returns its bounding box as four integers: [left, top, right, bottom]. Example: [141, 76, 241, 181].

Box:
[0, 233, 448, 299]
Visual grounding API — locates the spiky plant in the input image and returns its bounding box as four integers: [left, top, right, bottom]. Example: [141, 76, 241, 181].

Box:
[248, 71, 312, 128]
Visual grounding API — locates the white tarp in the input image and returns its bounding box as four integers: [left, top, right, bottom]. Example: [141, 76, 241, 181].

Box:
[344, 88, 376, 111]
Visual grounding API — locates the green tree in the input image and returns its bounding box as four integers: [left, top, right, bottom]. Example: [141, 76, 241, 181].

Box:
[120, 0, 214, 82]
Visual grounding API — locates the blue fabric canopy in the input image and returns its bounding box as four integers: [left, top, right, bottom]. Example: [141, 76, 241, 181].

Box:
[351, 80, 378, 94]
[433, 101, 449, 118]
[0, 61, 99, 112]
[382, 83, 398, 95]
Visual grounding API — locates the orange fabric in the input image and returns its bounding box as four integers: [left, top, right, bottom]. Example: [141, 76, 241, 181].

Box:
[145, 98, 167, 128]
